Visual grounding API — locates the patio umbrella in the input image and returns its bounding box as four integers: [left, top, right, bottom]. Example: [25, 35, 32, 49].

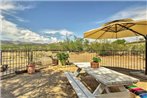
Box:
[84, 19, 147, 75]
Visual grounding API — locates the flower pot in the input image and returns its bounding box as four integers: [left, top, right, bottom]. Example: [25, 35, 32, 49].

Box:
[91, 62, 99, 68]
[27, 63, 35, 74]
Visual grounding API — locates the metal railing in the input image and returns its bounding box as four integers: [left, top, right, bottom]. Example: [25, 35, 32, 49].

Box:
[1, 49, 30, 76]
[0, 49, 145, 77]
[69, 50, 145, 71]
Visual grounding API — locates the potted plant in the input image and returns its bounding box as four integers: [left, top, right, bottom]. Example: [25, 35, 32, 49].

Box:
[56, 52, 69, 66]
[27, 61, 35, 74]
[91, 57, 101, 68]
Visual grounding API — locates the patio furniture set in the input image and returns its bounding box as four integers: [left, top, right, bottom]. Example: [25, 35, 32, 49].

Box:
[64, 19, 147, 98]
[65, 62, 140, 98]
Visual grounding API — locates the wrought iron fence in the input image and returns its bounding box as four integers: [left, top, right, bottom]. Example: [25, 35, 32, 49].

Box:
[101, 50, 145, 71]
[69, 50, 145, 71]
[0, 49, 30, 76]
[0, 49, 145, 77]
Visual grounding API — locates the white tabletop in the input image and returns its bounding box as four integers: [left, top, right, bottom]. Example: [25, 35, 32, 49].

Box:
[73, 62, 91, 68]
[74, 62, 139, 86]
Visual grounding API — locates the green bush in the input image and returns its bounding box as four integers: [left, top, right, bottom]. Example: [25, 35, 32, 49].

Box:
[92, 57, 101, 63]
[56, 52, 69, 66]
[99, 50, 112, 56]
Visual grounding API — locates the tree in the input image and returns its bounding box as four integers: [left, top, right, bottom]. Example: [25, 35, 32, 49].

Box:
[112, 39, 126, 44]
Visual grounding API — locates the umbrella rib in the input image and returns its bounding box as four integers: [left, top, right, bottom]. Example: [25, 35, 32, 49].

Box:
[84, 28, 103, 38]
[109, 27, 116, 32]
[117, 23, 134, 32]
[95, 31, 107, 40]
[96, 26, 113, 40]
[85, 25, 113, 38]
[117, 24, 146, 37]
[115, 24, 118, 38]
[115, 24, 117, 32]
[117, 23, 128, 32]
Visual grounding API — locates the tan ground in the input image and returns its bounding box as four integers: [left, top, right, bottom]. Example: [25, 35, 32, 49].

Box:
[1, 65, 146, 98]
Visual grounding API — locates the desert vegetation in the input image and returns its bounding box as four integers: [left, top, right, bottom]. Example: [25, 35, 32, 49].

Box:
[1, 38, 145, 52]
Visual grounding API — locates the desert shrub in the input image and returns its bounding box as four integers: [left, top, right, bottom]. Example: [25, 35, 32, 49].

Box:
[99, 50, 112, 56]
[56, 52, 69, 66]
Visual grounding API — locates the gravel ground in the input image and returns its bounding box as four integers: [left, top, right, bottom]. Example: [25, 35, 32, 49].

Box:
[1, 66, 146, 98]
[1, 66, 77, 98]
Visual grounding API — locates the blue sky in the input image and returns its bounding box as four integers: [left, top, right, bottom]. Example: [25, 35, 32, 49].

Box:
[1, 1, 147, 43]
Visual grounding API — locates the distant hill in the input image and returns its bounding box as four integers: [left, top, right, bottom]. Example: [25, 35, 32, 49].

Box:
[1, 40, 48, 45]
[126, 40, 145, 45]
[1, 40, 21, 44]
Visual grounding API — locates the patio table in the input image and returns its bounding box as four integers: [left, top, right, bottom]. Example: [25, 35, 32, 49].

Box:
[73, 62, 139, 98]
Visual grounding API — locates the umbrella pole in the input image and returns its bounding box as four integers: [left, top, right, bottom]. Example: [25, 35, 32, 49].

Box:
[145, 35, 147, 75]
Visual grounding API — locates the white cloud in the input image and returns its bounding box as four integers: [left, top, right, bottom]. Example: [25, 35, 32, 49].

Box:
[1, 16, 54, 43]
[3, 11, 29, 22]
[0, 1, 16, 11]
[0, 14, 3, 19]
[50, 37, 58, 43]
[109, 6, 147, 21]
[0, 1, 35, 11]
[0, 1, 57, 44]
[60, 29, 73, 36]
[41, 29, 74, 42]
[43, 29, 73, 36]
[95, 6, 147, 25]
[94, 19, 108, 24]
[0, 1, 75, 43]
[0, 1, 34, 22]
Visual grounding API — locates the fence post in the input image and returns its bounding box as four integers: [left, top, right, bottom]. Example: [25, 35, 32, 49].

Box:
[30, 50, 33, 62]
[27, 49, 30, 65]
[28, 49, 33, 64]
[0, 50, 2, 65]
[145, 36, 147, 75]
[0, 50, 3, 65]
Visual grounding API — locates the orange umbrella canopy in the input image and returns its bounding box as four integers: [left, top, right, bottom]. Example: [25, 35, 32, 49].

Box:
[84, 19, 147, 39]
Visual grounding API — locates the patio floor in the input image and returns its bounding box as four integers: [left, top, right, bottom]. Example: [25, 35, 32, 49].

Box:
[1, 66, 78, 98]
[1, 66, 147, 98]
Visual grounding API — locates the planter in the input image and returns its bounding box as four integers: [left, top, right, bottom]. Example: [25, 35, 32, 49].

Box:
[91, 62, 99, 68]
[27, 63, 35, 74]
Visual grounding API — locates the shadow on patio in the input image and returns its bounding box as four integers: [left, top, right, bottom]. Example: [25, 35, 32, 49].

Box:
[1, 66, 77, 98]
